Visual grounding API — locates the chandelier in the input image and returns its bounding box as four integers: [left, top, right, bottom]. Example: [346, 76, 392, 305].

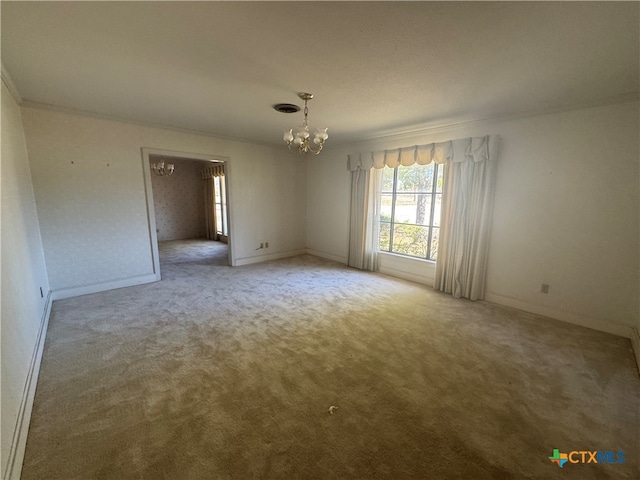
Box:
[282, 93, 328, 154]
[151, 159, 174, 176]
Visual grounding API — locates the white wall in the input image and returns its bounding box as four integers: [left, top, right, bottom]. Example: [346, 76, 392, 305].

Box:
[308, 101, 640, 333]
[1, 82, 50, 479]
[151, 159, 206, 241]
[21, 107, 307, 295]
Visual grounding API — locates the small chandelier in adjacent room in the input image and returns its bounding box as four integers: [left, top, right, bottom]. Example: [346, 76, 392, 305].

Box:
[281, 93, 328, 154]
[151, 159, 174, 176]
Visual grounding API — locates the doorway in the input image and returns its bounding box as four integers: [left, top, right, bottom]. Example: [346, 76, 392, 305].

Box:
[141, 148, 235, 280]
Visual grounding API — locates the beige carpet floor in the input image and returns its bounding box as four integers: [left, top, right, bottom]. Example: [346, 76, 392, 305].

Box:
[21, 239, 639, 479]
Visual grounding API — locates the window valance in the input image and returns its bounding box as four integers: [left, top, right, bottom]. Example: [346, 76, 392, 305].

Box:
[347, 135, 498, 171]
[201, 164, 225, 179]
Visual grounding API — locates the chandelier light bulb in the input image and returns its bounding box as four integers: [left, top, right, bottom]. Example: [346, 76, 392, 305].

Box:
[314, 127, 328, 141]
[296, 126, 310, 139]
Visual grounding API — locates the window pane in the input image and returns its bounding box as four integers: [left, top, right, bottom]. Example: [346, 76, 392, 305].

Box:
[381, 167, 395, 192]
[215, 205, 222, 233]
[394, 193, 432, 226]
[433, 194, 441, 227]
[220, 176, 226, 206]
[380, 194, 393, 222]
[392, 224, 429, 258]
[397, 163, 434, 193]
[214, 178, 221, 202]
[379, 222, 391, 251]
[436, 164, 444, 193]
[430, 227, 439, 260]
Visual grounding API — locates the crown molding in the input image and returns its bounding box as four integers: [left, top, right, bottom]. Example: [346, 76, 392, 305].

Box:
[335, 91, 640, 148]
[1, 64, 23, 104]
[14, 88, 639, 150]
[19, 99, 280, 149]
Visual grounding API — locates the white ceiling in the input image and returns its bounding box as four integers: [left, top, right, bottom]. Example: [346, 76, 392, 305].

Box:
[2, 1, 638, 145]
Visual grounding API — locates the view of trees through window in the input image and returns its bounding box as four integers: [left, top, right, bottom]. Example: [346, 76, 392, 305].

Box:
[379, 162, 443, 260]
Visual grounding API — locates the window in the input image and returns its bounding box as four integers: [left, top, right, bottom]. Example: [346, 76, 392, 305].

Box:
[214, 175, 228, 237]
[379, 162, 443, 260]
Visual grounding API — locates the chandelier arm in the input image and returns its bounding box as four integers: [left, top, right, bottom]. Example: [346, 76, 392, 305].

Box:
[301, 141, 322, 155]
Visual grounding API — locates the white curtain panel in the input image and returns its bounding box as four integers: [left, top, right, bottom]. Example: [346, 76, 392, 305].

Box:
[348, 135, 499, 299]
[347, 167, 382, 271]
[435, 136, 499, 300]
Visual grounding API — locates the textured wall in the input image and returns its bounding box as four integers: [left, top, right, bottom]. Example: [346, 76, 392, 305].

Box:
[151, 160, 206, 241]
[21, 106, 307, 291]
[308, 101, 640, 329]
[1, 82, 50, 477]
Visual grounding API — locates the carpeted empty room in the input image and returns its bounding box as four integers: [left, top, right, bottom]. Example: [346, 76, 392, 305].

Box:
[20, 240, 639, 479]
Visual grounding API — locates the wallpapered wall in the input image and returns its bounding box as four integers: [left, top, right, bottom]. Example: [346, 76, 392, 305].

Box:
[151, 159, 206, 241]
[2, 81, 51, 476]
[21, 106, 307, 290]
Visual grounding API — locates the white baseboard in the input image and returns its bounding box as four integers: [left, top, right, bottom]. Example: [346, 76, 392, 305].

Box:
[51, 273, 159, 300]
[234, 249, 307, 267]
[484, 292, 634, 339]
[306, 249, 347, 264]
[631, 327, 640, 375]
[3, 292, 53, 480]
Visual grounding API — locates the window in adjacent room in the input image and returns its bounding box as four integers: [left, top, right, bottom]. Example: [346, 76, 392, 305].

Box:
[379, 162, 443, 260]
[214, 175, 228, 237]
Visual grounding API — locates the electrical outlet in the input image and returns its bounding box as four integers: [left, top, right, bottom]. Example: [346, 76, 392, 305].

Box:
[265, 242, 269, 248]
[259, 242, 264, 249]
[541, 283, 550, 294]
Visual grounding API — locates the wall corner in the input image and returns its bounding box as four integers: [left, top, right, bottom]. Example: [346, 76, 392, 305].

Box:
[631, 326, 640, 377]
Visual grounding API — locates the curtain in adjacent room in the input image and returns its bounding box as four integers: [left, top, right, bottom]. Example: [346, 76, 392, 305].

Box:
[201, 164, 225, 241]
[347, 135, 499, 300]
